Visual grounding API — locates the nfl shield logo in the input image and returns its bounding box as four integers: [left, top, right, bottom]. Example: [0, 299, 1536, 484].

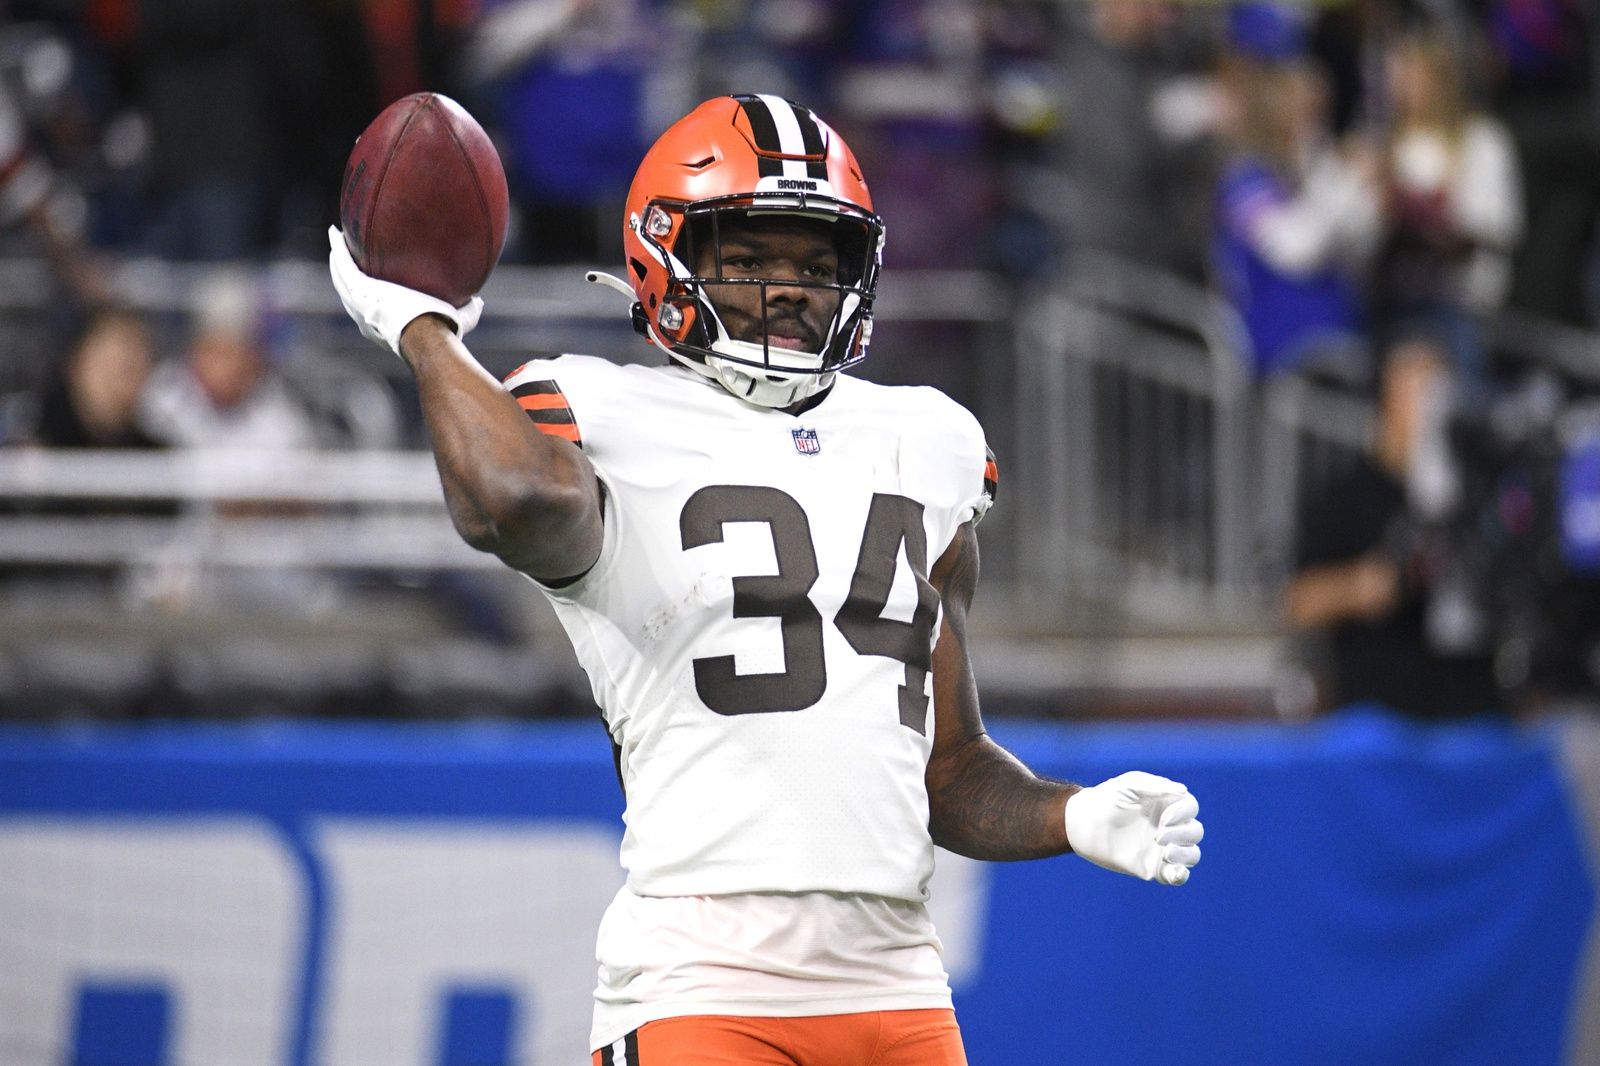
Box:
[791, 428, 821, 455]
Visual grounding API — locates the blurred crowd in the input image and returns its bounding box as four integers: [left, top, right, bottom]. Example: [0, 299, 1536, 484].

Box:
[0, 1, 1582, 293]
[0, 0, 1589, 370]
[0, 0, 1595, 723]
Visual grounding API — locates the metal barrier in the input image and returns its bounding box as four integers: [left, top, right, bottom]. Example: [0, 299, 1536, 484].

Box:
[1011, 252, 1258, 627]
[1489, 309, 1600, 388]
[1007, 254, 1600, 638]
[5, 253, 1598, 642]
[0, 449, 489, 570]
[1256, 374, 1374, 581]
[0, 254, 1284, 634]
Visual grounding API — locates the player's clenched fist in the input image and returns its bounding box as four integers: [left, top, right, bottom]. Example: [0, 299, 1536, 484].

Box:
[1064, 771, 1204, 886]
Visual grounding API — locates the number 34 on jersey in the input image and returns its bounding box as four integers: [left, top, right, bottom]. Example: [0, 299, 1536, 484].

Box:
[681, 484, 939, 730]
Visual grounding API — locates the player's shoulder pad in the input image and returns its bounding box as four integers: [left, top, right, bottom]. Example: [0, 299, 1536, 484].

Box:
[502, 352, 626, 392]
[889, 384, 996, 525]
[910, 385, 984, 443]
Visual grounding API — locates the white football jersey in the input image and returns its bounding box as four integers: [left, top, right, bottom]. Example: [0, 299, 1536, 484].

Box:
[503, 354, 994, 902]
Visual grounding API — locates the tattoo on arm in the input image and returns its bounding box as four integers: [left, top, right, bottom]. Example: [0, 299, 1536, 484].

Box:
[928, 734, 1076, 860]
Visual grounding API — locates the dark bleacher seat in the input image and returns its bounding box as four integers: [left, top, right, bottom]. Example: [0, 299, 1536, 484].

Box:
[387, 638, 572, 719]
[168, 639, 385, 719]
[6, 639, 162, 720]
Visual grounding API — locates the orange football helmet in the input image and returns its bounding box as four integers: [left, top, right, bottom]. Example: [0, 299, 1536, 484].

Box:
[610, 94, 884, 408]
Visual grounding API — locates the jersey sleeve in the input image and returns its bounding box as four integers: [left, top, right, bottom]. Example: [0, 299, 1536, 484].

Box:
[502, 358, 585, 449]
[498, 355, 623, 601]
[979, 444, 998, 524]
[903, 387, 994, 562]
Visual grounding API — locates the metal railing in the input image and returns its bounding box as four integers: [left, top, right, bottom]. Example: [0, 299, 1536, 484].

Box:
[3, 254, 1598, 642]
[1003, 252, 1600, 638]
[0, 449, 492, 571]
[1009, 251, 1258, 628]
[1256, 374, 1375, 581]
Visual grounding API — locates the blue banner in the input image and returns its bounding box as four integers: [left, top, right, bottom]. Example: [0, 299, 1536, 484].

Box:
[0, 711, 1591, 1065]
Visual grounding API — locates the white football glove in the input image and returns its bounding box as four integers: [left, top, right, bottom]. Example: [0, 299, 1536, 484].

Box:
[1064, 771, 1203, 886]
[327, 225, 483, 357]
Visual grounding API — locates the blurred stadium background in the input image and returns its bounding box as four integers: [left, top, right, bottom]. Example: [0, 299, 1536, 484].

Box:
[2, 0, 1600, 1062]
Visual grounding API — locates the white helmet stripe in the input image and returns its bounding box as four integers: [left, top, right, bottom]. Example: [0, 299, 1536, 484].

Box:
[757, 93, 812, 181]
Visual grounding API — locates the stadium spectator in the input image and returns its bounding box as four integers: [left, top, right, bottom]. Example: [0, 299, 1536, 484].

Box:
[1048, 0, 1218, 277]
[329, 93, 1204, 1059]
[122, 0, 277, 259]
[1372, 23, 1522, 388]
[1286, 338, 1503, 719]
[30, 306, 160, 450]
[137, 269, 315, 452]
[1211, 2, 1383, 383]
[828, 0, 991, 273]
[0, 308, 170, 594]
[131, 269, 325, 613]
[463, 0, 663, 264]
[122, 0, 391, 260]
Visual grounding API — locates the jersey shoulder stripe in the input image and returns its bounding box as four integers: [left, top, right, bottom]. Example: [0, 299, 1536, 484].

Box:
[506, 374, 582, 446]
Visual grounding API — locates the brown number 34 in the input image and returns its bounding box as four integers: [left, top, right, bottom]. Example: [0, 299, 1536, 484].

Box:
[679, 486, 939, 732]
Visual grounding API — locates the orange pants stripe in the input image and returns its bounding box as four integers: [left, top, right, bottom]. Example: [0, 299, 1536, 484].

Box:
[593, 1009, 967, 1066]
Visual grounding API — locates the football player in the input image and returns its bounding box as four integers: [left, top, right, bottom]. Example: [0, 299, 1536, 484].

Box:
[329, 94, 1203, 1065]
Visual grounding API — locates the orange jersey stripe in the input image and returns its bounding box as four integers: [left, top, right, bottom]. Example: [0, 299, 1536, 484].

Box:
[984, 459, 999, 484]
[534, 421, 581, 443]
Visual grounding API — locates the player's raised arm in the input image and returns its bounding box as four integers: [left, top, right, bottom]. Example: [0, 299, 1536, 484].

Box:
[328, 229, 603, 583]
[924, 522, 1203, 884]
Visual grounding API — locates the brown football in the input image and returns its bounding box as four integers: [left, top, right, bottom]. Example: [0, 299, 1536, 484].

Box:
[339, 93, 509, 307]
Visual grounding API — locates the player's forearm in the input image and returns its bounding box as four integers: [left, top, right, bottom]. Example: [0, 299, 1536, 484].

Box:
[924, 522, 1073, 860]
[400, 316, 600, 575]
[927, 735, 1077, 861]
